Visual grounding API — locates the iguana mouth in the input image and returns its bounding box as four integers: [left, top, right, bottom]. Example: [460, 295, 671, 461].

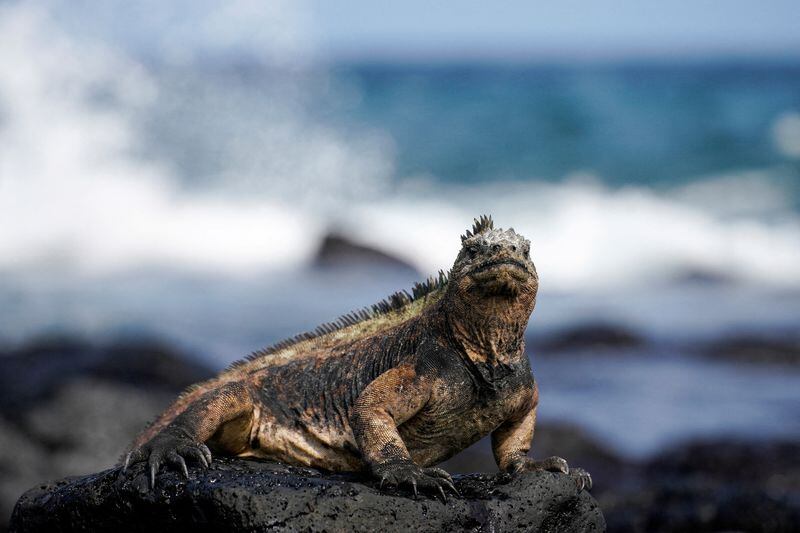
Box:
[472, 258, 528, 275]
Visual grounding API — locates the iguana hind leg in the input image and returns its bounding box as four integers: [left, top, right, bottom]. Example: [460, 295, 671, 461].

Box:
[123, 380, 256, 488]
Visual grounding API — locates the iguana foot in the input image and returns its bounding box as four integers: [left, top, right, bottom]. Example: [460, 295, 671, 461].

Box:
[373, 462, 459, 502]
[121, 429, 213, 489]
[512, 455, 569, 474]
[569, 467, 593, 491]
[510, 456, 592, 491]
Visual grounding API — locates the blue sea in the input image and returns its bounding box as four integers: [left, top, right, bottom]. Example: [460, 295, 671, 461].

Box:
[1, 5, 799, 459]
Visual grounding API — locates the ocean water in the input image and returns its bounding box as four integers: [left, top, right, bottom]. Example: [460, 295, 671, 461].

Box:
[1, 4, 799, 457]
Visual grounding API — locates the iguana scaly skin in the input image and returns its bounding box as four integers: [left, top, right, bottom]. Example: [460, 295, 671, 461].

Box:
[123, 216, 592, 497]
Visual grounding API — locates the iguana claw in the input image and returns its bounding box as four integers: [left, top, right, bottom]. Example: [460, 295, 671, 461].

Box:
[120, 429, 212, 489]
[570, 467, 593, 491]
[373, 462, 459, 502]
[510, 456, 592, 492]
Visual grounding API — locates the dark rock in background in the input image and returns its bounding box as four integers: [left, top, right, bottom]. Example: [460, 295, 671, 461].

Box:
[528, 323, 800, 367]
[699, 334, 800, 366]
[602, 439, 800, 533]
[529, 323, 644, 354]
[646, 439, 800, 490]
[10, 457, 605, 533]
[672, 268, 736, 286]
[0, 336, 212, 421]
[314, 232, 419, 276]
[603, 480, 800, 533]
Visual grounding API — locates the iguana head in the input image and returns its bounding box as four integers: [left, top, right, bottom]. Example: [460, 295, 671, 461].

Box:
[449, 215, 538, 304]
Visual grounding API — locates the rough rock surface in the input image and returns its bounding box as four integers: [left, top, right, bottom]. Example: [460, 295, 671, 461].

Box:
[11, 457, 605, 533]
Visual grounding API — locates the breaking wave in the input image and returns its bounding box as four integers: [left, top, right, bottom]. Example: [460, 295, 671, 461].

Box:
[1, 2, 799, 291]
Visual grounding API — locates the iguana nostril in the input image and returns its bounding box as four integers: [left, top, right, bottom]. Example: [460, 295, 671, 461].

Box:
[492, 244, 501, 253]
[510, 245, 517, 252]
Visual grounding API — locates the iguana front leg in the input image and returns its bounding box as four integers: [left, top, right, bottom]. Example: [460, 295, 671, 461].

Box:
[491, 389, 593, 491]
[124, 381, 256, 488]
[351, 363, 457, 499]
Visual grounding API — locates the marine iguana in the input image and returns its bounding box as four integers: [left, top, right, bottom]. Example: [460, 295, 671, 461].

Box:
[123, 215, 592, 498]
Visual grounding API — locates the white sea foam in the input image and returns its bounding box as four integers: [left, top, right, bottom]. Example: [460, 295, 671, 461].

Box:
[0, 4, 322, 275]
[345, 177, 800, 290]
[1, 3, 799, 291]
[772, 110, 800, 159]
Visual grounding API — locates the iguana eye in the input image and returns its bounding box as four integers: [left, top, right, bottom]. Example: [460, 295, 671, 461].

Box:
[467, 245, 479, 258]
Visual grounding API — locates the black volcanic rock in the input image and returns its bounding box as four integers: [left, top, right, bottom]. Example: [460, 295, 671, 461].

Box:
[10, 458, 606, 533]
[314, 232, 419, 275]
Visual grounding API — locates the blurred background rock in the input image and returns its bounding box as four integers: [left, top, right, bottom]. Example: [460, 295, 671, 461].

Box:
[1, 1, 799, 531]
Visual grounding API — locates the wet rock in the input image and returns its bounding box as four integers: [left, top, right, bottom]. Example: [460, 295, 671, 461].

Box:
[10, 457, 605, 533]
[529, 323, 644, 354]
[314, 233, 419, 275]
[700, 335, 800, 366]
